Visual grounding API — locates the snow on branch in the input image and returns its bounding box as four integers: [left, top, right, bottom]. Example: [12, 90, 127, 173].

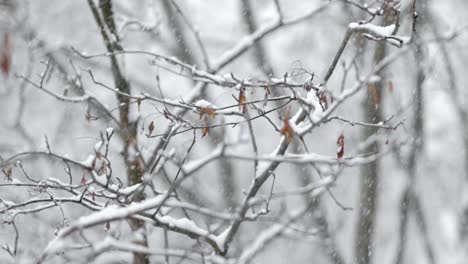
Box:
[349, 22, 410, 47]
[5, 1, 460, 263]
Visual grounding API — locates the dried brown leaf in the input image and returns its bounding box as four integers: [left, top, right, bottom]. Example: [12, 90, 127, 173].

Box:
[318, 91, 328, 110]
[1, 33, 10, 76]
[239, 87, 246, 113]
[81, 174, 87, 185]
[201, 126, 209, 138]
[279, 110, 294, 143]
[199, 107, 216, 119]
[2, 167, 12, 181]
[136, 97, 142, 112]
[337, 134, 344, 159]
[148, 121, 155, 136]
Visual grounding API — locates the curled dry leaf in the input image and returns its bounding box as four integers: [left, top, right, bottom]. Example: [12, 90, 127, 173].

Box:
[199, 107, 216, 119]
[1, 32, 10, 76]
[90, 157, 97, 170]
[279, 110, 294, 143]
[148, 121, 155, 136]
[304, 82, 313, 92]
[201, 119, 210, 138]
[81, 174, 87, 185]
[263, 86, 270, 107]
[337, 134, 344, 159]
[2, 167, 12, 181]
[201, 127, 209, 138]
[85, 103, 91, 123]
[163, 110, 171, 120]
[238, 86, 246, 113]
[136, 97, 142, 112]
[98, 163, 105, 174]
[318, 91, 328, 110]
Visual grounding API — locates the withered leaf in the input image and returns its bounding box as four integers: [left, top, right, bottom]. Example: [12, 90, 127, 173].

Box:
[98, 163, 105, 174]
[239, 87, 246, 113]
[201, 126, 209, 138]
[201, 119, 210, 138]
[92, 159, 97, 171]
[279, 110, 294, 143]
[163, 110, 170, 120]
[337, 134, 344, 159]
[199, 107, 216, 119]
[1, 32, 10, 76]
[263, 86, 270, 107]
[318, 91, 328, 110]
[2, 167, 12, 181]
[81, 174, 87, 185]
[136, 97, 142, 112]
[148, 121, 155, 136]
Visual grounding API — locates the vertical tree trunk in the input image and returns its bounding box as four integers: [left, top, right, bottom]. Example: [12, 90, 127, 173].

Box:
[88, 1, 148, 263]
[355, 4, 396, 263]
[394, 2, 435, 264]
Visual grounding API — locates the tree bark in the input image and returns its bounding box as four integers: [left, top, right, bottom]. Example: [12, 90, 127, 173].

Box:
[355, 4, 396, 263]
[394, 2, 435, 264]
[88, 1, 148, 263]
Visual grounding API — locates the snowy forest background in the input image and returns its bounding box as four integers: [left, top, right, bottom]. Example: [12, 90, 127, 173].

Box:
[1, 0, 468, 263]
